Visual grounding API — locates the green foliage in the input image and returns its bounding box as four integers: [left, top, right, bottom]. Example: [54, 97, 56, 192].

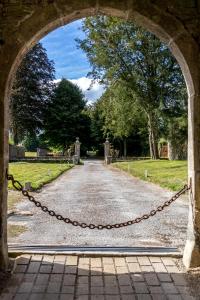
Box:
[8, 162, 73, 190]
[113, 160, 187, 191]
[78, 109, 92, 155]
[94, 83, 149, 156]
[85, 103, 105, 155]
[23, 133, 40, 151]
[100, 83, 147, 138]
[43, 79, 90, 152]
[25, 152, 37, 157]
[9, 134, 14, 145]
[77, 16, 187, 159]
[86, 84, 149, 156]
[78, 16, 186, 111]
[10, 43, 55, 145]
[86, 102, 105, 148]
[23, 132, 50, 151]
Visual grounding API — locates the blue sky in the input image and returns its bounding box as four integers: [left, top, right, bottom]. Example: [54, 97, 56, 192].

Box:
[41, 19, 104, 102]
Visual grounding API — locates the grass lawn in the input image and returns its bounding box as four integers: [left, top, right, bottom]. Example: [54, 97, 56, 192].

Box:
[8, 191, 22, 211]
[8, 224, 27, 238]
[25, 151, 37, 157]
[7, 162, 73, 239]
[112, 160, 187, 191]
[8, 162, 73, 190]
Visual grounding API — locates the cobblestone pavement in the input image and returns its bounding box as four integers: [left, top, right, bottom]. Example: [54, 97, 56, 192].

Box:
[0, 254, 197, 300]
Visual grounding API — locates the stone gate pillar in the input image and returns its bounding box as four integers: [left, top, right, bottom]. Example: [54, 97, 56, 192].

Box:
[74, 137, 81, 164]
[104, 138, 112, 165]
[0, 63, 9, 271]
[183, 91, 200, 268]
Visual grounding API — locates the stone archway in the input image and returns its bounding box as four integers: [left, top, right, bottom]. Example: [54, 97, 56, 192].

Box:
[1, 0, 200, 270]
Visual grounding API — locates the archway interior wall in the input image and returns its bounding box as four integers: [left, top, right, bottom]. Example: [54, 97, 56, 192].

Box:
[1, 1, 200, 269]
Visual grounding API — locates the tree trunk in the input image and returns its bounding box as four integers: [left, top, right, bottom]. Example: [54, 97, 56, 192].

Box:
[147, 112, 159, 159]
[123, 138, 127, 159]
[148, 131, 153, 158]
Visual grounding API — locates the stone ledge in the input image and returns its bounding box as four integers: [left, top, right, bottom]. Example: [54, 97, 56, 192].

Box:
[8, 245, 182, 258]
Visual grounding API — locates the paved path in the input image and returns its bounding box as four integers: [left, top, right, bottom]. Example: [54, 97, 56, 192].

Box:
[8, 160, 188, 250]
[0, 254, 197, 299]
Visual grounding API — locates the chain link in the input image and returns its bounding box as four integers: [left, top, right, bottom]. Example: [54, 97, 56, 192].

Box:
[6, 170, 190, 230]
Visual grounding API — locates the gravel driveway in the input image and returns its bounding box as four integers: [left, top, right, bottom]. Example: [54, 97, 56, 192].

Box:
[8, 159, 189, 250]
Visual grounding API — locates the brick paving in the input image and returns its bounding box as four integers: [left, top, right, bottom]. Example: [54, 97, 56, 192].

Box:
[0, 255, 196, 300]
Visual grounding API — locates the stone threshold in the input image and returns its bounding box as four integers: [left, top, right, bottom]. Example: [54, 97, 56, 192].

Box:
[8, 244, 182, 257]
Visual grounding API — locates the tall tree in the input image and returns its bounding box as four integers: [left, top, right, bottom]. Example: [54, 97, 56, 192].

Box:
[77, 16, 187, 159]
[43, 79, 87, 153]
[86, 102, 105, 150]
[10, 43, 55, 144]
[160, 87, 187, 159]
[99, 83, 147, 157]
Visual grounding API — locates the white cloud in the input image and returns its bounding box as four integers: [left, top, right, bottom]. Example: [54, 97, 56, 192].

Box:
[54, 79, 62, 84]
[54, 77, 105, 102]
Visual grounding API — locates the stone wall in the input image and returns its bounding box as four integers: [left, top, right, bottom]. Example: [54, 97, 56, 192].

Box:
[9, 144, 25, 160]
[0, 0, 200, 270]
[37, 148, 48, 157]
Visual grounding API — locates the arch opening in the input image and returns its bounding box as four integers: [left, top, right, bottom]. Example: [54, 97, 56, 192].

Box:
[1, 3, 200, 270]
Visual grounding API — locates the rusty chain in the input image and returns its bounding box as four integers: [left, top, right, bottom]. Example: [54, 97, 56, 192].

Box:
[6, 170, 190, 230]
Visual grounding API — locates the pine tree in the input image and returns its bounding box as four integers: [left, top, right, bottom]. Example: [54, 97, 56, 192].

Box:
[10, 43, 55, 144]
[43, 79, 87, 153]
